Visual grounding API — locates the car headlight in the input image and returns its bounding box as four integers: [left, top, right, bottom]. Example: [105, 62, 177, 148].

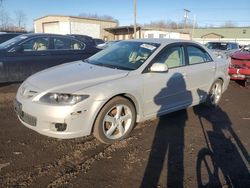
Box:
[40, 93, 89, 105]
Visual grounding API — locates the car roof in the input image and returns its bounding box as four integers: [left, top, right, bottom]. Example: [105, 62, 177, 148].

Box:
[206, 41, 238, 44]
[0, 33, 21, 35]
[20, 33, 76, 38]
[126, 38, 201, 46]
[69, 34, 93, 38]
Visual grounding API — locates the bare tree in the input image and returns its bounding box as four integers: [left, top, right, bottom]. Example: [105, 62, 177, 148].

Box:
[143, 20, 191, 30]
[15, 10, 26, 29]
[144, 20, 173, 29]
[221, 20, 237, 28]
[0, 9, 12, 30]
[78, 13, 118, 23]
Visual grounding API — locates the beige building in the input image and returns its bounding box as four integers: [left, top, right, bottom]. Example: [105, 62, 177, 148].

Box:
[105, 26, 190, 40]
[191, 27, 250, 45]
[34, 15, 118, 40]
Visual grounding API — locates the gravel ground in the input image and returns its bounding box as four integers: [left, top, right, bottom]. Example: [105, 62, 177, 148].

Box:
[0, 81, 249, 188]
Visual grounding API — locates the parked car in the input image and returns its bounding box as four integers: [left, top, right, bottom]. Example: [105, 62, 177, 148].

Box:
[97, 40, 121, 49]
[14, 39, 230, 143]
[228, 44, 250, 85]
[94, 38, 105, 45]
[205, 41, 240, 58]
[68, 34, 96, 47]
[0, 33, 100, 83]
[0, 32, 24, 44]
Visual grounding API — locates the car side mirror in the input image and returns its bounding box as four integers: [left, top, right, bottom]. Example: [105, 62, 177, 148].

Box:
[12, 45, 24, 53]
[150, 63, 168, 72]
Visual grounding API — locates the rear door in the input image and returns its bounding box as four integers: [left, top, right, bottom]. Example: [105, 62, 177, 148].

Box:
[49, 37, 93, 67]
[184, 44, 216, 103]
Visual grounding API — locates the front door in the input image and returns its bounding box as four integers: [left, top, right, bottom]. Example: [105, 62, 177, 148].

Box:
[142, 45, 192, 117]
[4, 36, 50, 82]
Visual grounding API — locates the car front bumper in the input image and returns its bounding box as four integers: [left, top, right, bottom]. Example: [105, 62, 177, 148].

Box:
[14, 94, 105, 139]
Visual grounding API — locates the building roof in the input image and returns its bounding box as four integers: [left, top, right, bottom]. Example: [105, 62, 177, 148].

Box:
[105, 26, 141, 33]
[34, 15, 118, 24]
[201, 32, 224, 38]
[192, 27, 250, 39]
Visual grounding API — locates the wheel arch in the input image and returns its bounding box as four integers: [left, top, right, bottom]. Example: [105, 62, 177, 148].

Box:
[91, 93, 140, 133]
[217, 77, 224, 83]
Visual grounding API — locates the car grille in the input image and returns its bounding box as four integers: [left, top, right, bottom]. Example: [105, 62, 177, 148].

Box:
[14, 99, 37, 127]
[20, 111, 37, 127]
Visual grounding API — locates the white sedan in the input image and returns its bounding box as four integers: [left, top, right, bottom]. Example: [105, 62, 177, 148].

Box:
[14, 39, 230, 143]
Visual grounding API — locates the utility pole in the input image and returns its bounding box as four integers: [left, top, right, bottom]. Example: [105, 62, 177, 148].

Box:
[191, 15, 196, 40]
[184, 9, 190, 30]
[134, 0, 137, 39]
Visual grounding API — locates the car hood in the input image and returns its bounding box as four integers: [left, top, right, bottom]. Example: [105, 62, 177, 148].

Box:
[231, 51, 250, 60]
[26, 61, 129, 93]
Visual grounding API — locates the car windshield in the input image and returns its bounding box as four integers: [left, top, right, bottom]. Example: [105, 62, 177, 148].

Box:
[86, 41, 160, 70]
[205, 42, 229, 50]
[0, 35, 28, 49]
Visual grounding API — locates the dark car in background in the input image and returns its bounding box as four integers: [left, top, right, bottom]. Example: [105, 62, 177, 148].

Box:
[97, 40, 121, 49]
[94, 38, 105, 45]
[68, 34, 96, 47]
[0, 33, 24, 44]
[0, 33, 100, 83]
[69, 34, 105, 47]
[229, 44, 250, 86]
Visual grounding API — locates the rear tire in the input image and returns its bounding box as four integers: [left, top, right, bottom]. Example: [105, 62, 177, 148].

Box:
[93, 96, 136, 144]
[205, 79, 223, 107]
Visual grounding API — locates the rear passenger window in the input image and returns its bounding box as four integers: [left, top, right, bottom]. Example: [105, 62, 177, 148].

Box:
[53, 38, 85, 50]
[187, 46, 212, 64]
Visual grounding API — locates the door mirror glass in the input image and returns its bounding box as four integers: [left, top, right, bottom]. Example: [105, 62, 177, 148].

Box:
[150, 63, 168, 72]
[11, 45, 24, 53]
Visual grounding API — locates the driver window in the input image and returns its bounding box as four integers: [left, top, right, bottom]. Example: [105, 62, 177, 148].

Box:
[21, 37, 49, 51]
[155, 46, 185, 68]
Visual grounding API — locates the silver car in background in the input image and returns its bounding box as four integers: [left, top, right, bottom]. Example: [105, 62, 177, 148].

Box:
[14, 39, 230, 143]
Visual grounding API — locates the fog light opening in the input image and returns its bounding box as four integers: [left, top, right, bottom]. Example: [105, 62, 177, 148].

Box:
[55, 123, 67, 132]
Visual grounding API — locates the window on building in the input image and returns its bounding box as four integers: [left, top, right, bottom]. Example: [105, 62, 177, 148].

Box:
[148, 34, 154, 38]
[159, 34, 166, 38]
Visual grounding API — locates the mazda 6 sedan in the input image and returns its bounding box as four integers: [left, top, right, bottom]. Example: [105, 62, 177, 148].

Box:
[14, 39, 230, 143]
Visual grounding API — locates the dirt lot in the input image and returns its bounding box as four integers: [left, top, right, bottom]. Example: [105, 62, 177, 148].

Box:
[0, 81, 249, 188]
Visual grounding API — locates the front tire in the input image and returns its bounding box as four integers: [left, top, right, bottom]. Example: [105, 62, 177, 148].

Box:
[93, 96, 136, 144]
[205, 79, 223, 107]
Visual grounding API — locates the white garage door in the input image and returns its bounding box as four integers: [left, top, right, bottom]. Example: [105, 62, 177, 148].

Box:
[71, 22, 100, 38]
[43, 22, 59, 33]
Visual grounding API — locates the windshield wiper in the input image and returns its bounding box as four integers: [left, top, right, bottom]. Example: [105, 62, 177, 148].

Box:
[83, 60, 134, 71]
[83, 59, 90, 64]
